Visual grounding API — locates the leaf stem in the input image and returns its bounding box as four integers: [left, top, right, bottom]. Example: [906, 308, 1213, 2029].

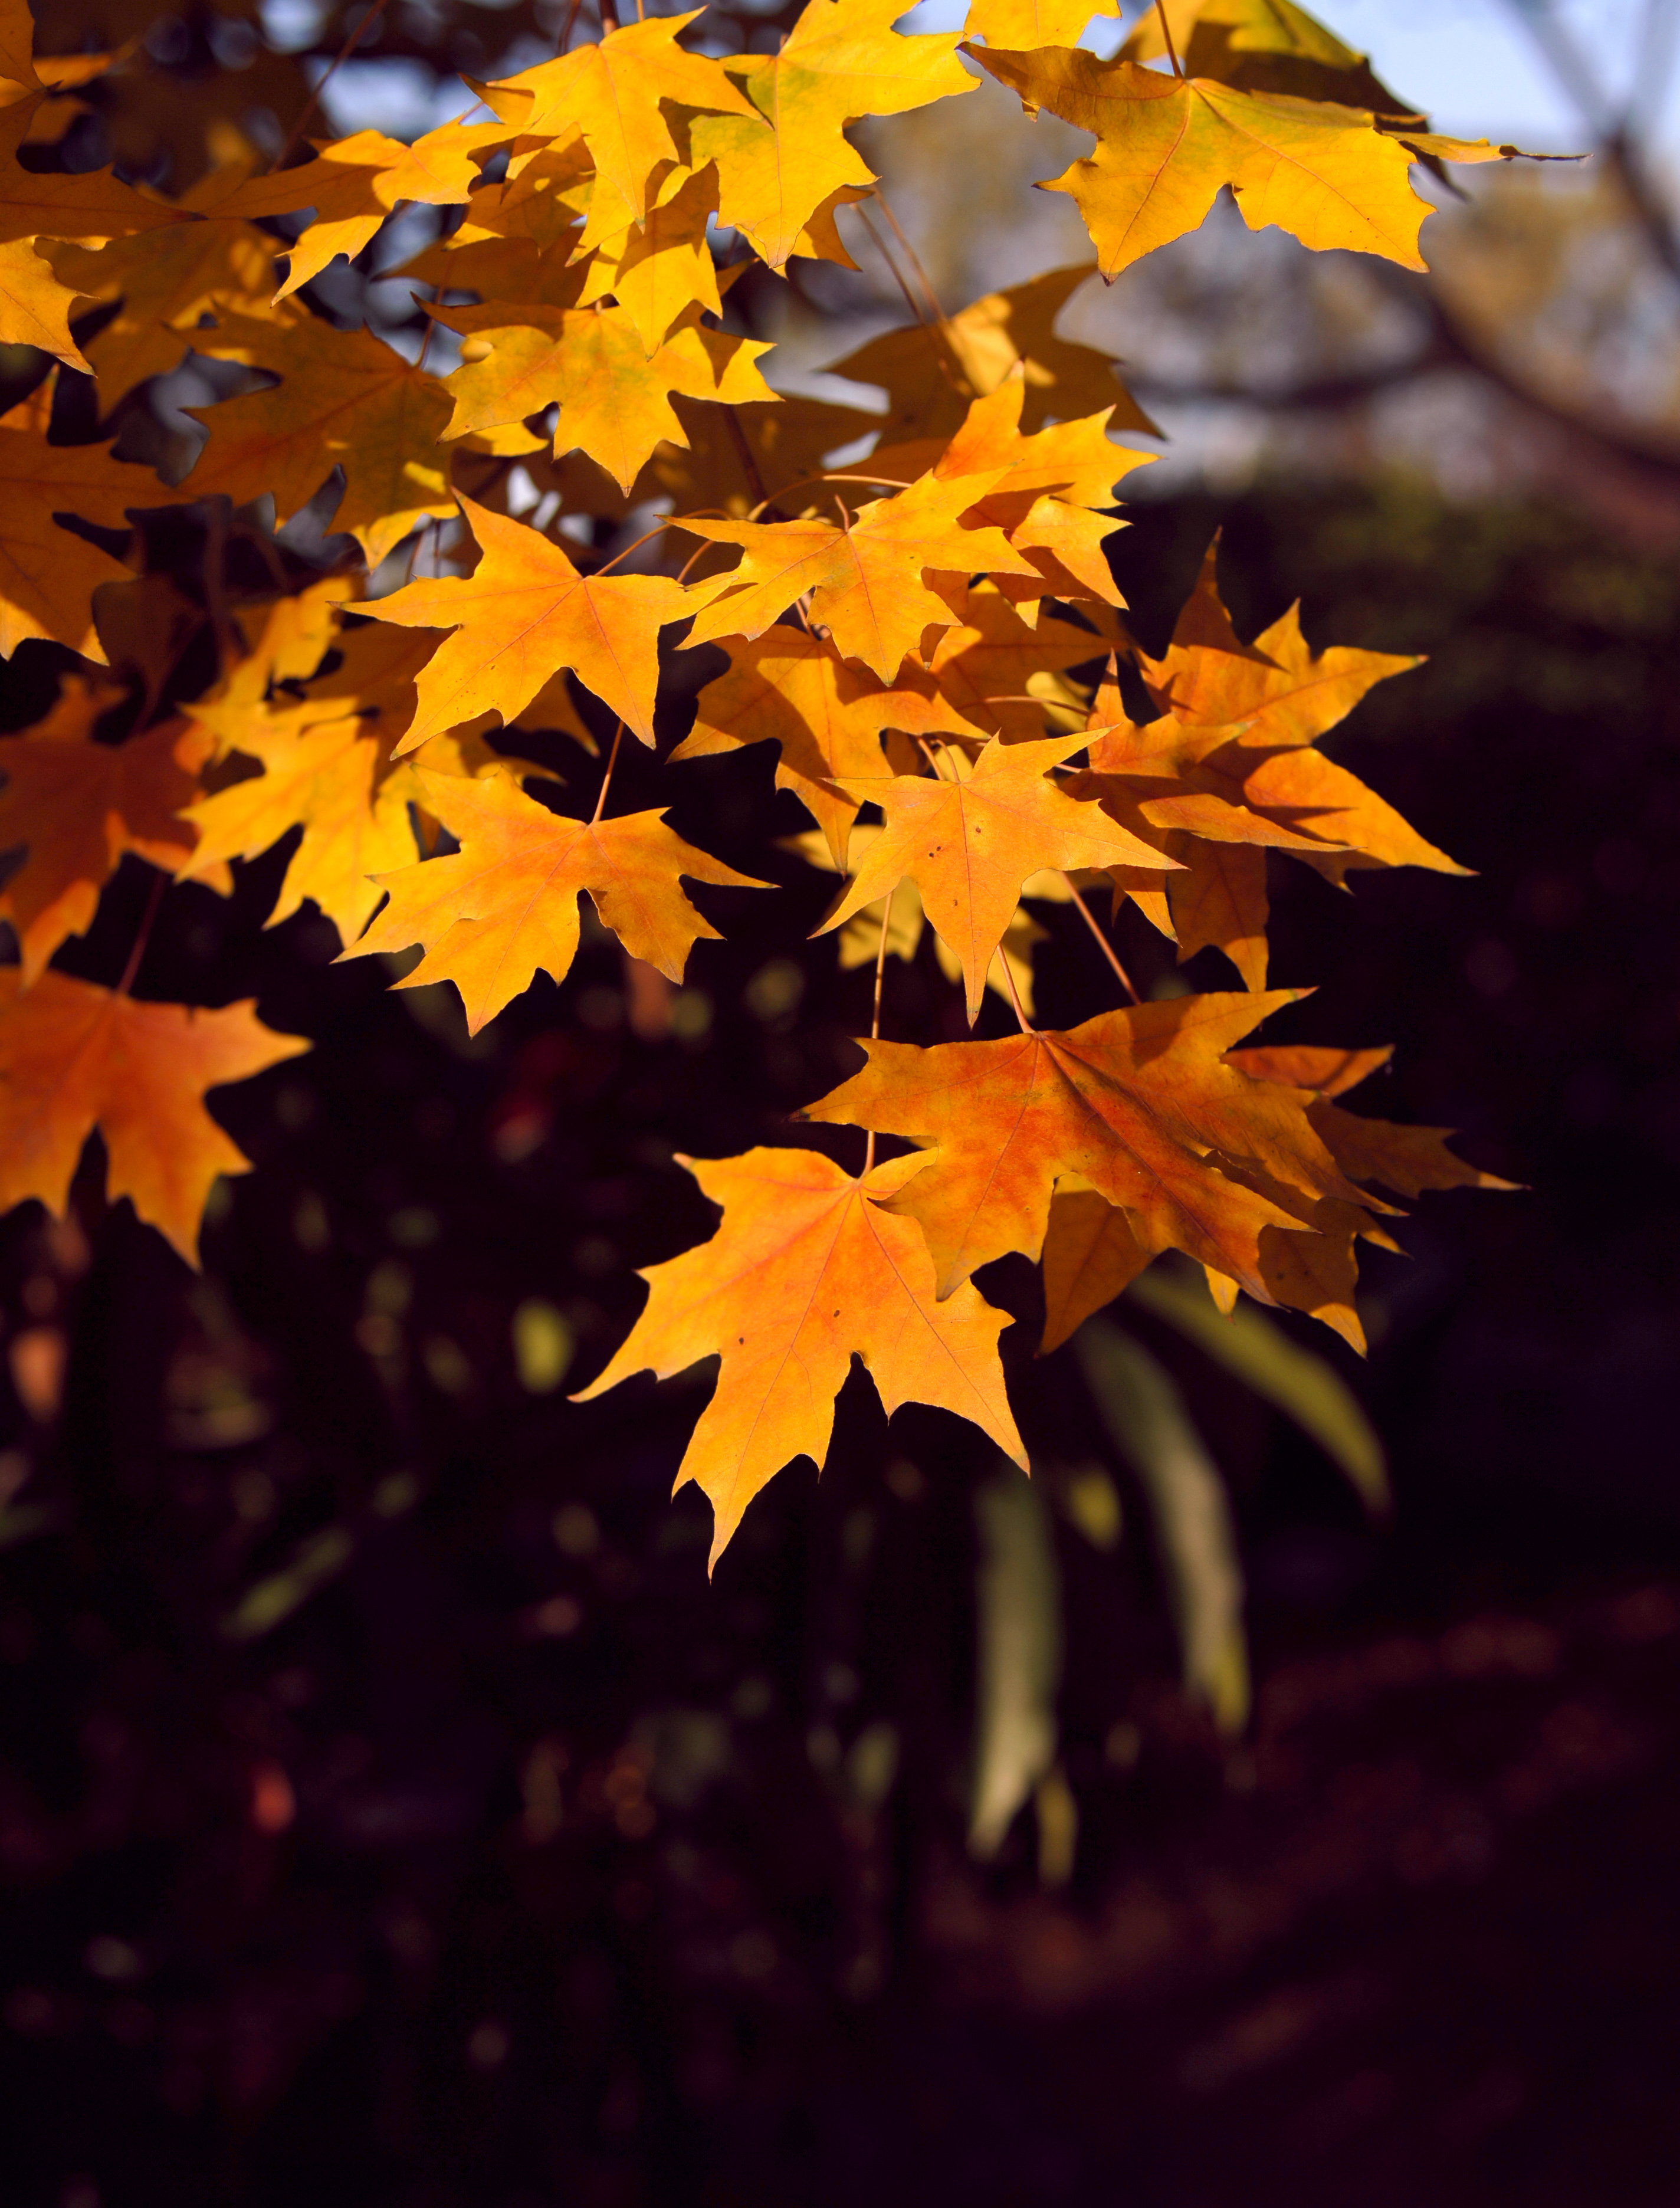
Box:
[590, 722, 625, 825]
[1064, 875, 1140, 1002]
[1154, 0, 1186, 79]
[853, 202, 937, 333]
[999, 940, 1035, 1034]
[271, 0, 391, 173]
[746, 472, 913, 522]
[864, 884, 895, 1176]
[116, 868, 168, 999]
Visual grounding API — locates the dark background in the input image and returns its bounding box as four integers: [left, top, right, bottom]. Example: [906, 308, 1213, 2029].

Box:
[2, 475, 1679, 2207]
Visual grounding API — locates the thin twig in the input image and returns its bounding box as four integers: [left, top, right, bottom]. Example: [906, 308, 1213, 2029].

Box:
[871, 190, 944, 324]
[590, 721, 625, 825]
[556, 0, 585, 51]
[116, 869, 168, 999]
[1154, 0, 1185, 79]
[271, 0, 391, 173]
[1064, 876, 1140, 1002]
[854, 201, 937, 332]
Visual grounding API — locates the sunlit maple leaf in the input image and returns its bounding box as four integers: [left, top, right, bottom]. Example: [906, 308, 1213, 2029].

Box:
[213, 119, 507, 298]
[1125, 0, 1423, 119]
[674, 627, 976, 865]
[475, 14, 762, 231]
[688, 0, 974, 270]
[0, 969, 307, 1265]
[440, 300, 776, 494]
[788, 820, 1052, 1015]
[678, 468, 1041, 681]
[817, 731, 1169, 1019]
[969, 43, 1526, 275]
[826, 262, 1157, 440]
[186, 307, 455, 569]
[177, 693, 529, 949]
[342, 766, 767, 1033]
[576, 162, 724, 352]
[803, 989, 1374, 1300]
[964, 0, 1120, 42]
[0, 677, 227, 985]
[914, 579, 1109, 739]
[573, 1145, 1025, 1563]
[364, 495, 693, 754]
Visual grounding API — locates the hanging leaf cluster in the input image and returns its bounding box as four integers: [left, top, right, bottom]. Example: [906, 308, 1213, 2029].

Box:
[0, 0, 1527, 1562]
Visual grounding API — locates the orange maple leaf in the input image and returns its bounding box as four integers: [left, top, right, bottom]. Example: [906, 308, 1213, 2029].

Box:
[573, 1146, 1025, 1563]
[364, 496, 694, 754]
[0, 678, 225, 986]
[0, 970, 308, 1265]
[343, 767, 769, 1033]
[817, 732, 1170, 1021]
[803, 989, 1370, 1299]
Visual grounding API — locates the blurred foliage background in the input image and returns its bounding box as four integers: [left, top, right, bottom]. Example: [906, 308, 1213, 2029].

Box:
[5, 0, 1680, 2203]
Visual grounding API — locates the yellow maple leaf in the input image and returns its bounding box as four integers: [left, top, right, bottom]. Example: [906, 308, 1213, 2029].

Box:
[441, 300, 776, 493]
[818, 730, 1169, 1019]
[678, 468, 1042, 681]
[970, 43, 1525, 275]
[364, 495, 694, 754]
[475, 15, 763, 231]
[343, 766, 769, 1032]
[573, 1145, 1025, 1564]
[689, 0, 974, 271]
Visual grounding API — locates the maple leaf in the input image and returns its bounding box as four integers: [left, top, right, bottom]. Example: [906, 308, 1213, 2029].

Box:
[645, 388, 881, 523]
[674, 627, 975, 865]
[187, 307, 454, 569]
[1131, 544, 1465, 885]
[876, 378, 1151, 608]
[803, 989, 1371, 1300]
[178, 690, 529, 949]
[212, 120, 507, 297]
[916, 579, 1110, 739]
[678, 468, 1042, 681]
[969, 44, 1525, 275]
[439, 300, 776, 493]
[826, 263, 1158, 439]
[816, 732, 1170, 1020]
[475, 15, 763, 231]
[0, 98, 193, 366]
[576, 162, 724, 352]
[46, 158, 282, 407]
[964, 0, 1120, 44]
[687, 0, 974, 271]
[1227, 1043, 1517, 1197]
[364, 495, 693, 754]
[1125, 0, 1424, 120]
[0, 969, 307, 1266]
[0, 677, 228, 985]
[788, 821, 1052, 1015]
[0, 383, 183, 658]
[573, 1146, 1025, 1563]
[342, 766, 767, 1033]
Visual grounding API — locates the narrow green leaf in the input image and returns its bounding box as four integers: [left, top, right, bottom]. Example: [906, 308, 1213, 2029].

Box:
[1128, 1265, 1390, 1517]
[1075, 1320, 1249, 1735]
[968, 1461, 1062, 1859]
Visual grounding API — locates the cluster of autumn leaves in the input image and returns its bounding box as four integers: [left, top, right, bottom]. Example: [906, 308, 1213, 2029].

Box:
[0, 0, 1520, 1557]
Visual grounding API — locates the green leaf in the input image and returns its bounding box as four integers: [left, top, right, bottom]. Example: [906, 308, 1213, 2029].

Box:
[968, 1460, 1062, 1859]
[1075, 1320, 1249, 1734]
[1127, 1264, 1390, 1517]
